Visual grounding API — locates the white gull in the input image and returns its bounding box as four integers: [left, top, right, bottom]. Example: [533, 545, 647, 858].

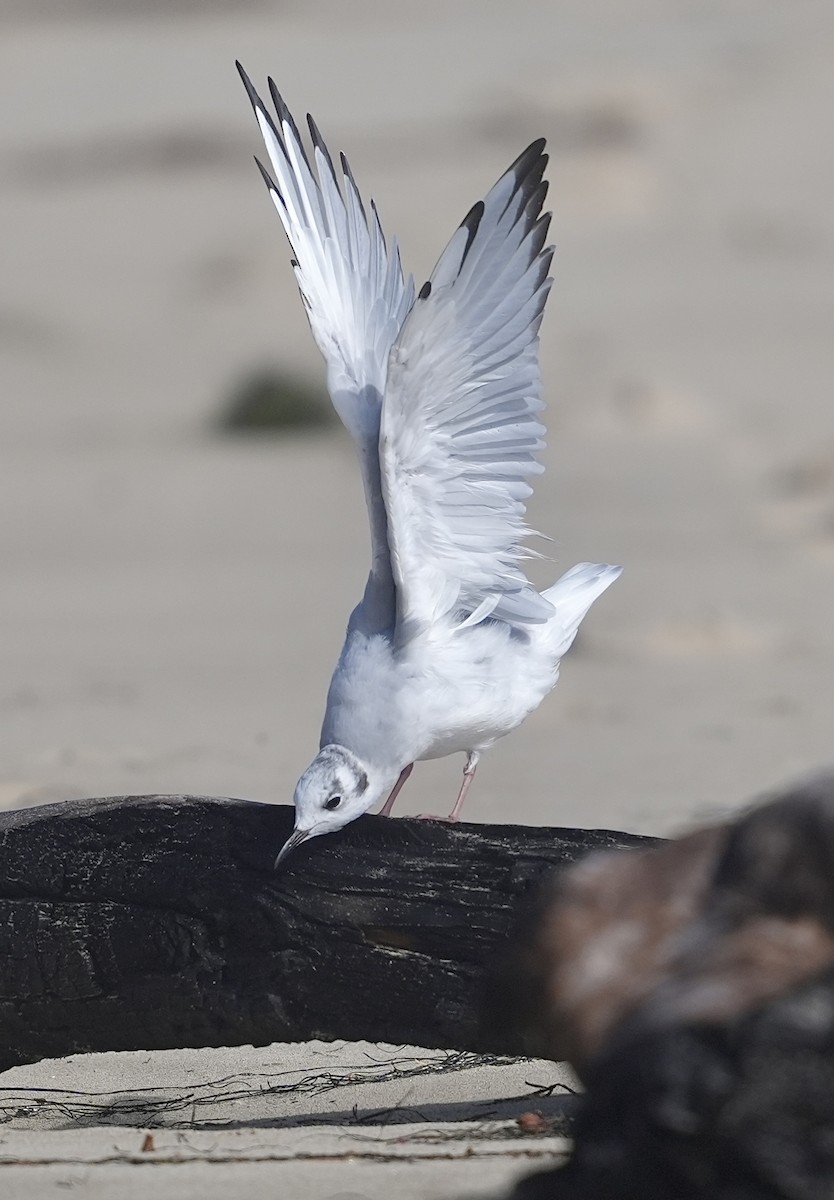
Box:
[236, 65, 622, 864]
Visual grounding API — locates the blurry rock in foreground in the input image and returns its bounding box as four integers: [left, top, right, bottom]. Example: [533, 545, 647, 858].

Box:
[217, 367, 334, 433]
[492, 772, 834, 1199]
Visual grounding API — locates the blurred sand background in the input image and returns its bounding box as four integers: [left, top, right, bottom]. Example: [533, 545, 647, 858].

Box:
[2, 6, 833, 1198]
[1, 0, 833, 836]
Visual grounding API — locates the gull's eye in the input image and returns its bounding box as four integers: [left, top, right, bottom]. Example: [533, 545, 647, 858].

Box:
[325, 795, 342, 811]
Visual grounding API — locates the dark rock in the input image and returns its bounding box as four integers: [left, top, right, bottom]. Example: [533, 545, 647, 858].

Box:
[516, 967, 834, 1200]
[496, 773, 834, 1199]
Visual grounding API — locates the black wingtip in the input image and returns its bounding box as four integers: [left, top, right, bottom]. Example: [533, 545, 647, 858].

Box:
[339, 150, 367, 218]
[459, 199, 485, 266]
[369, 197, 387, 248]
[254, 155, 279, 197]
[528, 209, 552, 261]
[306, 111, 338, 180]
[267, 77, 312, 170]
[522, 179, 549, 222]
[500, 139, 548, 212]
[511, 137, 547, 177]
[236, 61, 263, 111]
[266, 77, 285, 116]
[236, 63, 289, 161]
[267, 77, 294, 131]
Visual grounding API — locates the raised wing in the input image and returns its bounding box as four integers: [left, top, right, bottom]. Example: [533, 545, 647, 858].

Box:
[237, 64, 415, 615]
[380, 140, 555, 635]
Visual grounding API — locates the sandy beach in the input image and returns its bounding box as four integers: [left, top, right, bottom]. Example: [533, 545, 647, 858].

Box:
[1, 1, 833, 1195]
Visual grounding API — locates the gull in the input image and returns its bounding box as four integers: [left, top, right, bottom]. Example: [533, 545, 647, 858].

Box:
[236, 65, 621, 865]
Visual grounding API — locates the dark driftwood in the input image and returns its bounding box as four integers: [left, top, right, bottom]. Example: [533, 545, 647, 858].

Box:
[0, 795, 651, 1072]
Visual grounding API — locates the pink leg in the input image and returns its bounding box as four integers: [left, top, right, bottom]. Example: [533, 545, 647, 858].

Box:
[379, 762, 414, 817]
[418, 752, 480, 822]
[448, 751, 480, 821]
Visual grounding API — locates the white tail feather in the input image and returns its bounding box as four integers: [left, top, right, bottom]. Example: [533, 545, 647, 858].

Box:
[542, 562, 622, 658]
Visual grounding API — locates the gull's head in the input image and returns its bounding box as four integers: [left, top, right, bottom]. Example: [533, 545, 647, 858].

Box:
[275, 744, 379, 867]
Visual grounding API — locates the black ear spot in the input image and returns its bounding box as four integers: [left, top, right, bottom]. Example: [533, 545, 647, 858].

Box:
[356, 770, 369, 795]
[325, 795, 342, 811]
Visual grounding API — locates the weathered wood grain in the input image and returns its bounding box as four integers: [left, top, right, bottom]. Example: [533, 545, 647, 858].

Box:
[0, 795, 652, 1072]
